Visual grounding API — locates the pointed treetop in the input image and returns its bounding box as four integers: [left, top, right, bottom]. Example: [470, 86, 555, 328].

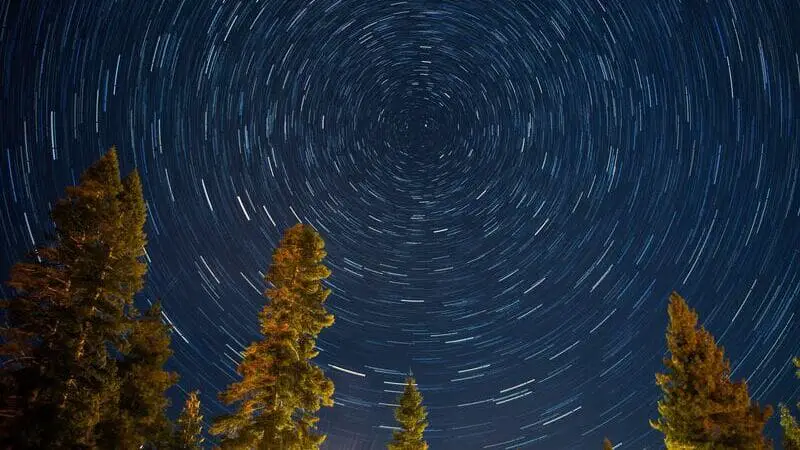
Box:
[282, 223, 327, 258]
[668, 291, 696, 327]
[211, 223, 334, 449]
[121, 170, 145, 214]
[652, 291, 772, 449]
[0, 147, 155, 447]
[79, 146, 122, 189]
[602, 437, 613, 450]
[388, 376, 428, 450]
[175, 390, 204, 450]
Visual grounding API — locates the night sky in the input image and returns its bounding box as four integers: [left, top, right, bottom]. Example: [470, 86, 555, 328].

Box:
[1, 0, 799, 448]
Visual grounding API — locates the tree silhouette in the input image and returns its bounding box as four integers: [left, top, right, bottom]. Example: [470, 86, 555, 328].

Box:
[0, 148, 151, 447]
[174, 390, 204, 449]
[387, 376, 428, 450]
[651, 292, 772, 449]
[211, 224, 335, 449]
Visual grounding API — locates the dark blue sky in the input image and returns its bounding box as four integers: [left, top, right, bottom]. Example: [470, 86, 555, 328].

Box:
[1, 0, 799, 448]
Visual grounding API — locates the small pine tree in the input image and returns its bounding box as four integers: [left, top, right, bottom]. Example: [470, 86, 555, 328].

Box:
[211, 224, 335, 449]
[387, 377, 428, 450]
[780, 358, 800, 450]
[174, 390, 204, 449]
[602, 437, 613, 449]
[0, 148, 149, 447]
[650, 292, 772, 449]
[781, 405, 800, 450]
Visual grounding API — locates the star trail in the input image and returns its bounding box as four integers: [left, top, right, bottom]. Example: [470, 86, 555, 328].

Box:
[1, 0, 799, 448]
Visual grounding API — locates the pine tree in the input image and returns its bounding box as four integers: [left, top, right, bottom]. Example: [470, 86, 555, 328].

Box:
[387, 377, 428, 450]
[173, 390, 204, 450]
[0, 148, 149, 447]
[602, 437, 614, 449]
[210, 224, 335, 449]
[779, 358, 800, 450]
[781, 405, 800, 450]
[650, 292, 772, 449]
[97, 300, 178, 448]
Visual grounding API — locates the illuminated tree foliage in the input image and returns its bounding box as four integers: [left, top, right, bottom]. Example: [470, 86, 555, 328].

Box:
[779, 358, 800, 450]
[387, 377, 428, 450]
[173, 390, 204, 450]
[0, 148, 161, 447]
[650, 292, 772, 449]
[602, 437, 613, 450]
[211, 224, 335, 449]
[98, 300, 179, 448]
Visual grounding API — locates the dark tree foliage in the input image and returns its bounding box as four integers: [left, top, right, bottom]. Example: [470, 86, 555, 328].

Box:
[387, 377, 428, 450]
[211, 224, 335, 449]
[650, 292, 772, 449]
[0, 148, 161, 448]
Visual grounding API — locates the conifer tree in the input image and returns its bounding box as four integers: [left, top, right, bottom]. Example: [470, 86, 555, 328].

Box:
[173, 390, 204, 449]
[650, 292, 772, 449]
[387, 377, 428, 450]
[779, 358, 800, 450]
[782, 406, 800, 450]
[602, 437, 613, 450]
[210, 224, 335, 449]
[0, 148, 149, 447]
[98, 300, 178, 448]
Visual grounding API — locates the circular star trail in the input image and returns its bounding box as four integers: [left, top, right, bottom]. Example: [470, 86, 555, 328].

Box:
[1, 0, 799, 448]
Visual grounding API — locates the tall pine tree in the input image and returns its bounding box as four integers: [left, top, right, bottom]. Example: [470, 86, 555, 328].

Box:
[210, 224, 335, 449]
[387, 377, 428, 450]
[651, 292, 772, 449]
[779, 358, 800, 450]
[0, 148, 149, 447]
[602, 437, 613, 450]
[173, 390, 204, 450]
